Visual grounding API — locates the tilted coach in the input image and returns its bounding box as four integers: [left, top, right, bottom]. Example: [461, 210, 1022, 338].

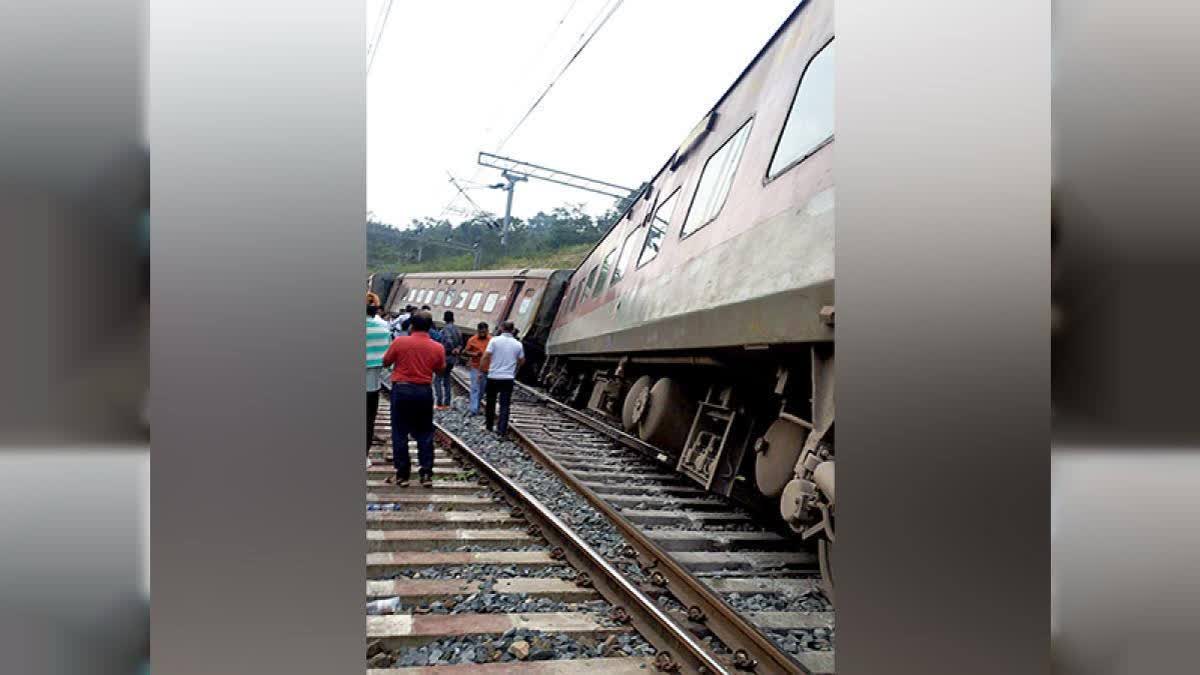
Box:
[383, 268, 571, 376]
[540, 0, 836, 593]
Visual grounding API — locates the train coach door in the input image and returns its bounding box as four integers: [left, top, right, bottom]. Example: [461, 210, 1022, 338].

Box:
[497, 280, 524, 324]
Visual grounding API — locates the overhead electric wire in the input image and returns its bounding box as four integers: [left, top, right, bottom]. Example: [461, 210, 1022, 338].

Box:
[515, 0, 584, 88]
[493, 0, 625, 151]
[446, 172, 503, 230]
[434, 0, 626, 223]
[367, 0, 389, 52]
[366, 0, 395, 76]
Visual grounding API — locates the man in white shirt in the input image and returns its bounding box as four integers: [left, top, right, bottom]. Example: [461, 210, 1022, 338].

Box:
[390, 305, 413, 340]
[480, 321, 525, 435]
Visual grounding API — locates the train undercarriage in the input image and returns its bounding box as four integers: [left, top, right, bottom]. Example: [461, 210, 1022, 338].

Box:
[536, 340, 837, 600]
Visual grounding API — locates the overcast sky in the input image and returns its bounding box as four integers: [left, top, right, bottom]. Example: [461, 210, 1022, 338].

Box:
[366, 0, 798, 228]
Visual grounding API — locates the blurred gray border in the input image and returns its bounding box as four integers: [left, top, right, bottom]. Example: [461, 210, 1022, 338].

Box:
[151, 0, 364, 673]
[839, 1, 1049, 674]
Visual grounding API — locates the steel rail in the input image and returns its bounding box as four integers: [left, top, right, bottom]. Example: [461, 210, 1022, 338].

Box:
[504, 422, 810, 675]
[433, 421, 728, 675]
[512, 378, 668, 463]
[449, 370, 810, 674]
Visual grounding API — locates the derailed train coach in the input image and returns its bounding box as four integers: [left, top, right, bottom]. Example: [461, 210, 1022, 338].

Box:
[366, 271, 397, 309]
[384, 269, 572, 379]
[539, 0, 836, 587]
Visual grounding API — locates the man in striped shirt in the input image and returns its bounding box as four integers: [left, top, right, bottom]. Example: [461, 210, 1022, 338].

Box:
[366, 303, 391, 467]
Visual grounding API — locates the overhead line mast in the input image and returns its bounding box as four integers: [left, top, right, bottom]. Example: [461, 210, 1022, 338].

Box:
[477, 152, 636, 246]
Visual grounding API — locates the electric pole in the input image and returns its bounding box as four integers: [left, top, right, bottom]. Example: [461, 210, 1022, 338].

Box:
[498, 171, 527, 247]
[479, 152, 637, 248]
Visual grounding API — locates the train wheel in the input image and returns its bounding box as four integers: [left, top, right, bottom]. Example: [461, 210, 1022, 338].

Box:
[819, 536, 835, 603]
[755, 418, 808, 498]
[621, 375, 654, 432]
[638, 377, 695, 451]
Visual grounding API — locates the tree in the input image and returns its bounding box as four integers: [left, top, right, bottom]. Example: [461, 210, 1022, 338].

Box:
[366, 196, 627, 274]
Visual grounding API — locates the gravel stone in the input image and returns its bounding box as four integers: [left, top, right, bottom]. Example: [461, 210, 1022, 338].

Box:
[765, 627, 837, 653]
[435, 402, 646, 579]
[721, 590, 831, 614]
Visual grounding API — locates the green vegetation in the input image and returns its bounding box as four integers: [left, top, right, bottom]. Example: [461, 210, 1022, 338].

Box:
[368, 193, 641, 274]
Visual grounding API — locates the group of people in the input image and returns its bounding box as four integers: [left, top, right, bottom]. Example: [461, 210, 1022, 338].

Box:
[365, 294, 525, 487]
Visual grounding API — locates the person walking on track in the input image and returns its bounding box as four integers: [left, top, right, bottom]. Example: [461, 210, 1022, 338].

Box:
[366, 303, 390, 468]
[381, 310, 445, 487]
[462, 322, 491, 415]
[434, 311, 463, 409]
[481, 321, 524, 435]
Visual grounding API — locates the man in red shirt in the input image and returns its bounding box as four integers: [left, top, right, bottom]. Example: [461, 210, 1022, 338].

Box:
[381, 311, 446, 487]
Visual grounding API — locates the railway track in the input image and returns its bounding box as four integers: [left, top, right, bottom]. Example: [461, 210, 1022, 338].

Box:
[447, 369, 835, 674]
[367, 397, 730, 673]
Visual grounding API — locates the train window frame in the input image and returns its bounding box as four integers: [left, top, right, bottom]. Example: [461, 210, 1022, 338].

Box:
[594, 249, 617, 297]
[482, 292, 500, 313]
[637, 187, 681, 270]
[434, 290, 446, 305]
[583, 265, 600, 299]
[680, 116, 755, 240]
[611, 228, 640, 285]
[569, 282, 583, 312]
[468, 291, 484, 310]
[443, 290, 456, 307]
[518, 289, 536, 315]
[455, 291, 469, 309]
[764, 38, 835, 183]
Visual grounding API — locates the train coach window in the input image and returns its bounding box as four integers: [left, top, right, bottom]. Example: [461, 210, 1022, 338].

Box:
[681, 118, 753, 238]
[612, 229, 640, 284]
[583, 265, 600, 299]
[456, 291, 469, 308]
[767, 39, 835, 179]
[594, 249, 616, 297]
[568, 283, 583, 312]
[443, 290, 456, 307]
[468, 292, 484, 310]
[407, 288, 419, 302]
[482, 292, 500, 313]
[434, 290, 446, 305]
[518, 289, 536, 315]
[638, 188, 680, 268]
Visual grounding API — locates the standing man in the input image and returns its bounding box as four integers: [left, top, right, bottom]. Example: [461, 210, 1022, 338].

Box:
[462, 322, 491, 415]
[381, 311, 445, 487]
[366, 303, 391, 468]
[481, 321, 524, 435]
[391, 305, 414, 339]
[434, 311, 463, 409]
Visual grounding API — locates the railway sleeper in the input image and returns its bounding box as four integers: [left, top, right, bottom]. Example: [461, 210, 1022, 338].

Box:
[366, 578, 601, 604]
[367, 612, 629, 649]
[366, 511, 523, 530]
[366, 528, 538, 553]
[369, 656, 657, 674]
[643, 529, 790, 553]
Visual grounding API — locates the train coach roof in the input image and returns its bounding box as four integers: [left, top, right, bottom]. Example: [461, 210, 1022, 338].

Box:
[398, 268, 567, 280]
[572, 1, 811, 268]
